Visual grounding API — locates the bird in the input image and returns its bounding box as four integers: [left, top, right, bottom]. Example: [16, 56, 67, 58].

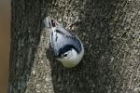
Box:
[44, 17, 84, 68]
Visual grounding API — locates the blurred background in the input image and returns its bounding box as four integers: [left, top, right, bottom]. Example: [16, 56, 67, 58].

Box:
[0, 0, 10, 93]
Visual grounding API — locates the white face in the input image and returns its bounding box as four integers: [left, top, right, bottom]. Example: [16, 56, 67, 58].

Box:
[61, 51, 71, 58]
[57, 47, 84, 68]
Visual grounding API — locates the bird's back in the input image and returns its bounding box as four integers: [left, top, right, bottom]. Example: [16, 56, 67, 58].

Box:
[50, 26, 82, 57]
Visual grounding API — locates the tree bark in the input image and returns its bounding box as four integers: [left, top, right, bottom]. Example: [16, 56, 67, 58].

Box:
[9, 0, 140, 93]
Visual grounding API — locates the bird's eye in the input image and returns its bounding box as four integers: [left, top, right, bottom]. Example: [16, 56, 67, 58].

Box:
[61, 49, 72, 57]
[63, 53, 68, 57]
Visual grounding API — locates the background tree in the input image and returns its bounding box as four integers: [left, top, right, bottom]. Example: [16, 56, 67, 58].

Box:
[9, 0, 140, 93]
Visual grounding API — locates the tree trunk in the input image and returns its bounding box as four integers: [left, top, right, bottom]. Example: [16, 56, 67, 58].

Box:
[9, 0, 140, 93]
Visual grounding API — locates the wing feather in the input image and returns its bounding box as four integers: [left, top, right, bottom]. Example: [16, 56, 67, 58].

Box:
[50, 26, 82, 57]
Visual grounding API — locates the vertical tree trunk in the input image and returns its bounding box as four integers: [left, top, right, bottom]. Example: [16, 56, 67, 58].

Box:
[9, 0, 140, 93]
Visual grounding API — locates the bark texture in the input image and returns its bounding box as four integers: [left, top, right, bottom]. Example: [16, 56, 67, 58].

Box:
[9, 0, 140, 93]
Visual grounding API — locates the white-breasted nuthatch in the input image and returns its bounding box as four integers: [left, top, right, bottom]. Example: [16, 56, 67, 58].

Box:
[44, 17, 84, 68]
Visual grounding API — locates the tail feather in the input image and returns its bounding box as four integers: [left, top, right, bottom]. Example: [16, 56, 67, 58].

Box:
[44, 16, 64, 28]
[44, 16, 58, 28]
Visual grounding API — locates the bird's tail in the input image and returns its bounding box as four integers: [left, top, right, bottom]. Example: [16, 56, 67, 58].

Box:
[44, 17, 74, 36]
[44, 16, 54, 28]
[44, 16, 62, 28]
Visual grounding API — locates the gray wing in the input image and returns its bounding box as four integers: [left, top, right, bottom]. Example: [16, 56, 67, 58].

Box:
[55, 25, 72, 36]
[50, 27, 82, 57]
